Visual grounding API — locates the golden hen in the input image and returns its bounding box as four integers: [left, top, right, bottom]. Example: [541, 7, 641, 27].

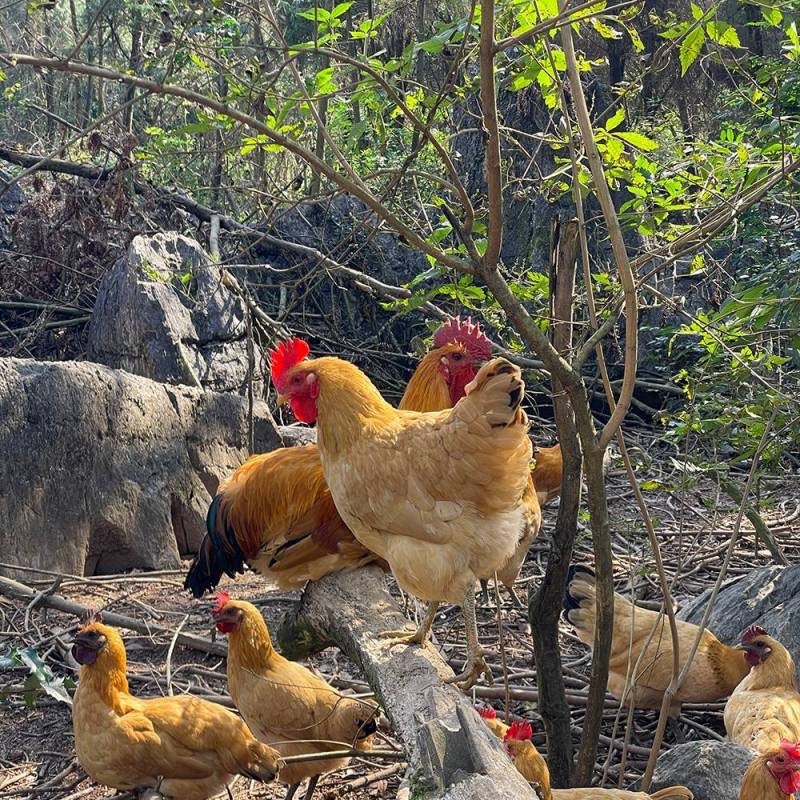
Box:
[270, 337, 531, 688]
[71, 619, 282, 799]
[739, 740, 800, 800]
[564, 565, 748, 717]
[480, 714, 691, 798]
[213, 593, 377, 800]
[725, 625, 800, 753]
[184, 316, 491, 597]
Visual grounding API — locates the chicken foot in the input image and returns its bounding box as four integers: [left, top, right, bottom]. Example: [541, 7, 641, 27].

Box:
[445, 584, 493, 691]
[377, 601, 439, 646]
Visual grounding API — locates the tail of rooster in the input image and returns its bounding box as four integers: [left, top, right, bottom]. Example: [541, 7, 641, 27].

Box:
[184, 495, 247, 598]
[650, 788, 693, 800]
[563, 564, 599, 644]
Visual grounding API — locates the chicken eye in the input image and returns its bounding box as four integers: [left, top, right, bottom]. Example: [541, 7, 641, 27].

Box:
[452, 353, 463, 361]
[757, 641, 765, 647]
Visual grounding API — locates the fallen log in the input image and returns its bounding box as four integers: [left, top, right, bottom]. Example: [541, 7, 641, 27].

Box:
[279, 565, 538, 800]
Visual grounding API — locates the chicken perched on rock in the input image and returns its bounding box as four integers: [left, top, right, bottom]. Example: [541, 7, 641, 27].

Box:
[496, 718, 692, 799]
[184, 317, 492, 597]
[739, 740, 800, 800]
[725, 625, 800, 753]
[269, 337, 532, 688]
[213, 593, 378, 800]
[71, 617, 282, 799]
[564, 565, 748, 716]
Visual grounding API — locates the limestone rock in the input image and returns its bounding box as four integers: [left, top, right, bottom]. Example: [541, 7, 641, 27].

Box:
[87, 232, 259, 395]
[679, 565, 800, 682]
[651, 740, 755, 800]
[0, 357, 281, 578]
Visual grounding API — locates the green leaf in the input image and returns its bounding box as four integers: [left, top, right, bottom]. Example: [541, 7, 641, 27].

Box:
[613, 131, 659, 151]
[705, 21, 741, 48]
[314, 66, 336, 95]
[679, 25, 705, 75]
[761, 7, 782, 26]
[690, 2, 705, 21]
[605, 107, 625, 131]
[330, 1, 353, 18]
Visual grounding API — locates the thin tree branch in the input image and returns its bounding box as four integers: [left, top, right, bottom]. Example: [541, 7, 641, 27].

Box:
[559, 8, 638, 453]
[478, 0, 503, 270]
[0, 53, 473, 274]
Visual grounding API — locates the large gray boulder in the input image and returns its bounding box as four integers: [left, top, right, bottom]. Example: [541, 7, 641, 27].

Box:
[0, 357, 281, 578]
[679, 565, 800, 682]
[651, 741, 755, 800]
[87, 232, 260, 395]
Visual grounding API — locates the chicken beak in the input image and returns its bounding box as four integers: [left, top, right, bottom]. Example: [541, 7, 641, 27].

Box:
[275, 393, 288, 407]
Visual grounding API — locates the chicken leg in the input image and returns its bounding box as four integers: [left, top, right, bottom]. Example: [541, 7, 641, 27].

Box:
[445, 584, 493, 690]
[378, 601, 439, 646]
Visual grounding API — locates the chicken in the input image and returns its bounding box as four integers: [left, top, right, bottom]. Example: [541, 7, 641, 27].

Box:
[501, 719, 692, 799]
[212, 594, 377, 800]
[724, 625, 800, 753]
[184, 316, 492, 597]
[531, 443, 563, 505]
[477, 704, 509, 740]
[564, 565, 748, 717]
[70, 618, 282, 800]
[269, 337, 532, 688]
[739, 740, 800, 800]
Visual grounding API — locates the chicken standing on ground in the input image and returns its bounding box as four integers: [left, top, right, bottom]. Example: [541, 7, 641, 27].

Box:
[500, 719, 693, 799]
[213, 593, 378, 800]
[269, 338, 532, 689]
[725, 625, 800, 753]
[564, 565, 748, 717]
[184, 317, 492, 597]
[739, 740, 800, 800]
[71, 618, 282, 800]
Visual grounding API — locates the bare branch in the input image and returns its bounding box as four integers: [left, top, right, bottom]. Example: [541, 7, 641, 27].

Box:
[1, 53, 473, 274]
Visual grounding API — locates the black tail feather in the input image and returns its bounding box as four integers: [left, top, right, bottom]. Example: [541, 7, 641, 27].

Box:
[184, 495, 247, 598]
[562, 563, 595, 613]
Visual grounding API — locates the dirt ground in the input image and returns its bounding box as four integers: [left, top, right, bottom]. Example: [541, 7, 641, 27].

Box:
[1, 432, 798, 799]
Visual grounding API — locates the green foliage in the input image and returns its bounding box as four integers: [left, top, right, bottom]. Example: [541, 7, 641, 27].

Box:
[0, 647, 74, 708]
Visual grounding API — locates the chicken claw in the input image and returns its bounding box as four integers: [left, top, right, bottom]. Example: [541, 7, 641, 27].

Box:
[446, 584, 494, 691]
[445, 649, 494, 691]
[378, 602, 439, 646]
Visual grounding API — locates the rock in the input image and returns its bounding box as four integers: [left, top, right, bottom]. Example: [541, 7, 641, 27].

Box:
[651, 740, 755, 800]
[0, 357, 282, 578]
[679, 565, 800, 682]
[87, 232, 259, 395]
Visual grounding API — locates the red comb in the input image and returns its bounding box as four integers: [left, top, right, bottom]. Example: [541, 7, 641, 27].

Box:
[269, 338, 310, 390]
[478, 706, 497, 719]
[504, 721, 533, 741]
[213, 591, 231, 615]
[433, 316, 491, 360]
[780, 740, 800, 760]
[742, 624, 768, 642]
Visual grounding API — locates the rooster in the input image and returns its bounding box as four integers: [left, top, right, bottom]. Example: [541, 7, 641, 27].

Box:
[564, 565, 748, 717]
[501, 720, 691, 798]
[725, 625, 800, 753]
[739, 740, 800, 800]
[212, 593, 377, 800]
[71, 618, 282, 799]
[270, 337, 531, 688]
[184, 317, 492, 597]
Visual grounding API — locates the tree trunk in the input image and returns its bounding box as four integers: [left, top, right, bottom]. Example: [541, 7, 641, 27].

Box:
[529, 217, 581, 788]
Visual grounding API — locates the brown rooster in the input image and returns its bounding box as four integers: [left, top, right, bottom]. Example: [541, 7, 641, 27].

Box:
[184, 317, 491, 597]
